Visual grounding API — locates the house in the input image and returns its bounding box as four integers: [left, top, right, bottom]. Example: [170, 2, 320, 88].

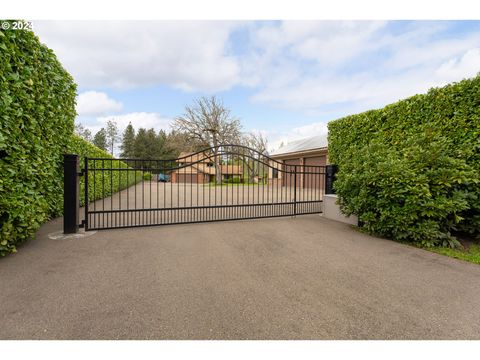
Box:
[268, 135, 328, 188]
[170, 151, 244, 184]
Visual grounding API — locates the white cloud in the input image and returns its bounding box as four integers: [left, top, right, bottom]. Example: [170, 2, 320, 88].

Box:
[246, 21, 480, 115]
[76, 91, 123, 116]
[435, 48, 480, 81]
[33, 21, 243, 92]
[90, 112, 172, 135]
[34, 20, 480, 147]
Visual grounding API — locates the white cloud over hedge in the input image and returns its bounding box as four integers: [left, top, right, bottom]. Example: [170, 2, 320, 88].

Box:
[76, 91, 123, 116]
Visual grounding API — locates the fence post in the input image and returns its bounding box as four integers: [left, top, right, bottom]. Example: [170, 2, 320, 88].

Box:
[64, 154, 80, 234]
[325, 164, 338, 195]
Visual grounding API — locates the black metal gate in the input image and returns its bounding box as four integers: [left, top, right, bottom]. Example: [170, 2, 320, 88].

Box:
[81, 145, 326, 231]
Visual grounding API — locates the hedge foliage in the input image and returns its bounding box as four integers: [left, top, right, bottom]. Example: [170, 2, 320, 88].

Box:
[0, 26, 142, 256]
[328, 75, 480, 247]
[0, 25, 77, 256]
[69, 136, 143, 206]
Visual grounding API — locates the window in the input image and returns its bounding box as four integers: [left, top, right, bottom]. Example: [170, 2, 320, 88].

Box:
[272, 168, 278, 179]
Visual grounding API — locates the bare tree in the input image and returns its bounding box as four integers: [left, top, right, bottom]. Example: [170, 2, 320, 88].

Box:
[243, 131, 268, 155]
[105, 119, 119, 156]
[164, 130, 206, 157]
[74, 122, 92, 143]
[242, 131, 269, 183]
[173, 96, 242, 184]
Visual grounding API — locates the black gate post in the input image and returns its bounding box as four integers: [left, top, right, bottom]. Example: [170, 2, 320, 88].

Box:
[325, 164, 338, 195]
[64, 154, 80, 234]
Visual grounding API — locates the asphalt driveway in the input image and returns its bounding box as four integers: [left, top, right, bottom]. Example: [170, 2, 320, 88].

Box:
[1, 215, 480, 339]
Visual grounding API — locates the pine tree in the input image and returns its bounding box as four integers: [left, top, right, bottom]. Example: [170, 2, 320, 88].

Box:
[120, 122, 135, 158]
[93, 128, 108, 151]
[133, 128, 148, 159]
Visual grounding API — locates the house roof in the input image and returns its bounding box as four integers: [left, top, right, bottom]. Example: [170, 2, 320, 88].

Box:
[173, 163, 243, 175]
[196, 164, 242, 175]
[270, 135, 328, 157]
[178, 151, 212, 163]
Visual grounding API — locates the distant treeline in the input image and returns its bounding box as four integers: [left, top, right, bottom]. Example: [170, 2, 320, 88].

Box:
[75, 122, 207, 160]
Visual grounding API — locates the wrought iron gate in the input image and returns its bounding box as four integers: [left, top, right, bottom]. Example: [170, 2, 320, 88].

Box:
[82, 145, 326, 231]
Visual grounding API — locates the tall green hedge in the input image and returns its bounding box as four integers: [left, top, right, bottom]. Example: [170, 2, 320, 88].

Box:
[69, 135, 143, 206]
[0, 24, 144, 256]
[328, 75, 480, 247]
[0, 24, 77, 255]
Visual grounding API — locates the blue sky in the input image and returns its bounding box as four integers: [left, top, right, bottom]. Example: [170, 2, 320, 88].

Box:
[33, 20, 480, 151]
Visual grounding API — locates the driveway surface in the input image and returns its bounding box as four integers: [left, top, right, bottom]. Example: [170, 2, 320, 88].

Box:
[82, 181, 323, 229]
[1, 215, 480, 339]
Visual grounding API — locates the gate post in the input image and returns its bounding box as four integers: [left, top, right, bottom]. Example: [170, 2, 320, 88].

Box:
[64, 154, 80, 234]
[325, 164, 338, 195]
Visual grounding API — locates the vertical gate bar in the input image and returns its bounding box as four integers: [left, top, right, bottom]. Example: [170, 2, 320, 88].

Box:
[177, 159, 181, 223]
[262, 157, 265, 209]
[84, 156, 89, 231]
[219, 152, 222, 215]
[118, 160, 121, 226]
[126, 160, 128, 226]
[110, 158, 113, 228]
[163, 161, 166, 223]
[256, 153, 259, 208]
[149, 160, 152, 225]
[191, 156, 193, 222]
[93, 159, 96, 229]
[102, 159, 105, 228]
[294, 165, 297, 216]
[237, 153, 239, 209]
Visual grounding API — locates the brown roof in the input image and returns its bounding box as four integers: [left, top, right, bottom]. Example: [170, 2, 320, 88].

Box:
[178, 151, 212, 163]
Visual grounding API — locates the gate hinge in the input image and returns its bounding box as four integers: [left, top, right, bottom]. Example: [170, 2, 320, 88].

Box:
[79, 219, 86, 228]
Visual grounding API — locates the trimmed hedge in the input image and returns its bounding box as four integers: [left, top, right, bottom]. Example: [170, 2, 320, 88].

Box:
[69, 135, 143, 206]
[0, 25, 143, 256]
[328, 75, 480, 247]
[0, 24, 77, 255]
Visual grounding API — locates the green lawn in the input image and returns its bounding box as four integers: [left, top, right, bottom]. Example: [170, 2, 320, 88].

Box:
[426, 244, 480, 265]
[203, 182, 264, 187]
[353, 226, 480, 266]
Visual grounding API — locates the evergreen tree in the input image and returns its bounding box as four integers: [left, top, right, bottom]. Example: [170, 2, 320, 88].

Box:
[133, 128, 148, 159]
[157, 129, 168, 158]
[93, 128, 108, 151]
[120, 122, 135, 158]
[145, 128, 160, 159]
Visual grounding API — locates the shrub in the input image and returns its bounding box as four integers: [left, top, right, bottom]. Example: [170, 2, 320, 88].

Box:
[68, 135, 143, 206]
[223, 176, 242, 184]
[143, 172, 152, 181]
[0, 24, 77, 256]
[328, 75, 480, 247]
[0, 25, 142, 256]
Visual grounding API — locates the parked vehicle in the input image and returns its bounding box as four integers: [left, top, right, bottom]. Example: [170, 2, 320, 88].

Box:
[157, 173, 170, 182]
